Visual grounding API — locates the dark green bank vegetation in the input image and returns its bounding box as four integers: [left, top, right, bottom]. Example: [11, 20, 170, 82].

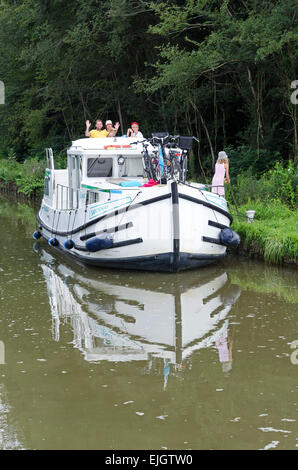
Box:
[0, 153, 66, 196]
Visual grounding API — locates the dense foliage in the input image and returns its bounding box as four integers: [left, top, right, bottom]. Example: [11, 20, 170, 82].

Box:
[227, 160, 297, 209]
[0, 0, 297, 178]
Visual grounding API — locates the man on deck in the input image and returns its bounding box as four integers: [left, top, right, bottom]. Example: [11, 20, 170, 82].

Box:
[85, 119, 109, 138]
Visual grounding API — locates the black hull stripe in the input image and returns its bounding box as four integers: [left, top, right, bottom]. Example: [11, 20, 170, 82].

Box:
[187, 253, 226, 260]
[202, 236, 225, 246]
[171, 181, 180, 271]
[80, 222, 133, 241]
[208, 220, 229, 230]
[37, 193, 171, 236]
[179, 194, 233, 223]
[43, 246, 226, 272]
[74, 237, 143, 252]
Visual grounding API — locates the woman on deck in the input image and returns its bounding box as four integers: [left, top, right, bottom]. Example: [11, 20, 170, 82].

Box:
[127, 122, 143, 139]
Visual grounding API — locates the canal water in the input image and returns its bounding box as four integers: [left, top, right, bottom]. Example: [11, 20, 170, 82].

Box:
[0, 197, 297, 450]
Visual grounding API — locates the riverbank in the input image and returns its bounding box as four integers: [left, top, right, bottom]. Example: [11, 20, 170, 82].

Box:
[230, 201, 297, 266]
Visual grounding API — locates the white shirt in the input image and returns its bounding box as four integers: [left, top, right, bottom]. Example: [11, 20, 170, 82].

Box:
[132, 131, 144, 139]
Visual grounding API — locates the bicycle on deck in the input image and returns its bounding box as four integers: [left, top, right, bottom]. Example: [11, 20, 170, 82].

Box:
[131, 138, 157, 181]
[132, 134, 197, 183]
[152, 133, 195, 183]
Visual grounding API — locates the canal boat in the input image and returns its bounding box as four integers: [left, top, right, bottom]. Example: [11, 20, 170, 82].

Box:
[34, 135, 237, 272]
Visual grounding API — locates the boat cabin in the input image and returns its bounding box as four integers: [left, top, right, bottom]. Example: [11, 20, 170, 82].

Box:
[44, 137, 150, 211]
[68, 137, 146, 183]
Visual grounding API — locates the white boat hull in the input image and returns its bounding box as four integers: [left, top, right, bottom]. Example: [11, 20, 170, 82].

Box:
[36, 180, 232, 272]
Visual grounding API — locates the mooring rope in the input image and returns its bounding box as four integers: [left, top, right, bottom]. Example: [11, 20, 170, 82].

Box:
[178, 178, 247, 221]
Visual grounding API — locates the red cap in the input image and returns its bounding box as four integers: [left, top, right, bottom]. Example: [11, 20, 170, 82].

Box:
[131, 122, 139, 126]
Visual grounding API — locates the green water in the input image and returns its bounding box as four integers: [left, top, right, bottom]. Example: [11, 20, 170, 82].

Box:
[0, 199, 297, 450]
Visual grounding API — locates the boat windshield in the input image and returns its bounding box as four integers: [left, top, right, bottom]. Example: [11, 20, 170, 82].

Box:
[87, 158, 113, 177]
[119, 157, 145, 178]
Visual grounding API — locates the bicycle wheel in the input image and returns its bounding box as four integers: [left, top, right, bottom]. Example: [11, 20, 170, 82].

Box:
[172, 159, 181, 180]
[165, 158, 173, 180]
[154, 163, 162, 182]
[180, 156, 188, 182]
[150, 157, 158, 181]
[143, 153, 153, 179]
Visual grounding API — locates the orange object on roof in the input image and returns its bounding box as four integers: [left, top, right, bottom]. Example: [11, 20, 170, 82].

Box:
[104, 145, 131, 150]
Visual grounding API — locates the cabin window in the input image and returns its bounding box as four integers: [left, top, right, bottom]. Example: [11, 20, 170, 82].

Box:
[87, 157, 113, 177]
[86, 190, 100, 205]
[68, 155, 82, 190]
[119, 157, 144, 177]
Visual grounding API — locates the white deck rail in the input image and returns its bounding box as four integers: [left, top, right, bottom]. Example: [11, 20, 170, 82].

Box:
[56, 184, 80, 210]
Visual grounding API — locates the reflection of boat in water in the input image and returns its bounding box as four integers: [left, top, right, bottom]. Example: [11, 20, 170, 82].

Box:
[38, 247, 241, 370]
[0, 384, 24, 450]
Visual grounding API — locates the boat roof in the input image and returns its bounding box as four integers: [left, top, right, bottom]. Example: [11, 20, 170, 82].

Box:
[69, 136, 146, 152]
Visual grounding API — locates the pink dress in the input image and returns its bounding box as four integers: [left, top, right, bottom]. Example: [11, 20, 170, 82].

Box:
[212, 162, 225, 195]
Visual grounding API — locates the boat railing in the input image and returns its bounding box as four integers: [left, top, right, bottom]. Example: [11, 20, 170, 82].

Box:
[56, 184, 80, 210]
[86, 189, 100, 205]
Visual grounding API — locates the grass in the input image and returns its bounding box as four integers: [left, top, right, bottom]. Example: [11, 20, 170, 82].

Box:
[230, 200, 298, 264]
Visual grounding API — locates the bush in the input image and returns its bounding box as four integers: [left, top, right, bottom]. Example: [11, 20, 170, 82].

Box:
[15, 158, 45, 195]
[0, 157, 45, 195]
[228, 160, 297, 209]
[0, 147, 67, 196]
[0, 158, 21, 183]
[227, 145, 280, 178]
[259, 160, 297, 208]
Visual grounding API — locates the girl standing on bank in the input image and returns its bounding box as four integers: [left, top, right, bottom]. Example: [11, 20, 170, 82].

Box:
[212, 151, 230, 196]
